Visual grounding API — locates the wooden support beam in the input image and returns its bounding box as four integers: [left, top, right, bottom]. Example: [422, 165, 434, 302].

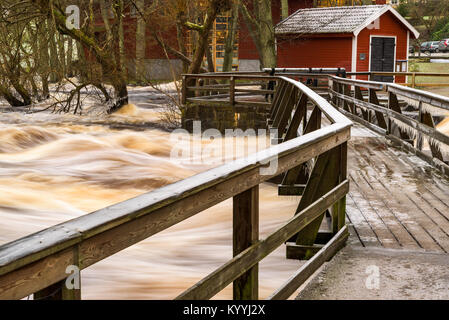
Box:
[343, 84, 351, 112]
[293, 146, 342, 256]
[278, 184, 306, 196]
[176, 181, 349, 300]
[355, 86, 368, 120]
[273, 83, 294, 128]
[233, 186, 259, 300]
[421, 111, 444, 161]
[280, 105, 321, 191]
[270, 81, 285, 119]
[286, 243, 323, 260]
[388, 92, 411, 142]
[230, 76, 235, 106]
[283, 93, 308, 142]
[277, 87, 299, 136]
[369, 89, 387, 129]
[182, 75, 187, 105]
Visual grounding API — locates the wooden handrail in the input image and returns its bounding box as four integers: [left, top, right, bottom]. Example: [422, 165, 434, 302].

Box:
[0, 73, 352, 300]
[329, 75, 449, 175]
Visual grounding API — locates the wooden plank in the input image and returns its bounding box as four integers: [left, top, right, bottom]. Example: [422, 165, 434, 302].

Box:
[278, 184, 306, 196]
[0, 248, 76, 300]
[421, 111, 444, 161]
[345, 194, 381, 247]
[355, 86, 369, 121]
[294, 146, 342, 252]
[235, 89, 275, 94]
[349, 172, 402, 249]
[369, 89, 387, 129]
[233, 186, 259, 300]
[286, 243, 323, 260]
[182, 75, 187, 105]
[388, 92, 411, 141]
[277, 87, 298, 137]
[356, 163, 441, 252]
[230, 76, 235, 106]
[268, 225, 349, 300]
[283, 93, 308, 142]
[175, 181, 349, 300]
[273, 83, 294, 128]
[270, 81, 286, 119]
[281, 105, 320, 189]
[331, 76, 385, 90]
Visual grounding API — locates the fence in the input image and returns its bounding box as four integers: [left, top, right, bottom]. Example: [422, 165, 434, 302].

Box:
[329, 75, 449, 175]
[0, 75, 352, 300]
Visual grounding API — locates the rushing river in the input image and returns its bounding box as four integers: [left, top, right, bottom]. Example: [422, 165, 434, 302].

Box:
[0, 88, 303, 299]
[2, 85, 448, 300]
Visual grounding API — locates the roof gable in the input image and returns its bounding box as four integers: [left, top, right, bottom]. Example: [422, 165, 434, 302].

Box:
[275, 5, 419, 39]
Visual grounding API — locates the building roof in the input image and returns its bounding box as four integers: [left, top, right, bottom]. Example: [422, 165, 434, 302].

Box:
[275, 5, 419, 38]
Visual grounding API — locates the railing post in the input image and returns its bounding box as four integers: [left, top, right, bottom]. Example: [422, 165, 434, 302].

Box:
[412, 72, 416, 88]
[233, 185, 259, 300]
[421, 109, 444, 161]
[230, 76, 235, 106]
[182, 75, 187, 105]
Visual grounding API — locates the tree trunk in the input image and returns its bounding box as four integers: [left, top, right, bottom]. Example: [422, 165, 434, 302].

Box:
[48, 27, 60, 82]
[281, 0, 289, 20]
[135, 0, 146, 82]
[258, 0, 276, 69]
[187, 3, 220, 74]
[67, 38, 73, 77]
[240, 0, 276, 69]
[223, 2, 239, 72]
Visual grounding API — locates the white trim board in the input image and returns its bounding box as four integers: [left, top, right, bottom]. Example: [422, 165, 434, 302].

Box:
[351, 35, 358, 78]
[353, 5, 420, 39]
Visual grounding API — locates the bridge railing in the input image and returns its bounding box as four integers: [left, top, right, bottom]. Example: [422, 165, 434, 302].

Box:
[0, 75, 352, 300]
[329, 75, 449, 175]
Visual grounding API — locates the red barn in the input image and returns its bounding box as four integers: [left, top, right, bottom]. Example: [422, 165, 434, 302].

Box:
[275, 5, 419, 82]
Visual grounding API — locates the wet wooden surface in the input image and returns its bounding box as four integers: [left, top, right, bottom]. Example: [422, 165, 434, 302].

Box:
[346, 124, 449, 253]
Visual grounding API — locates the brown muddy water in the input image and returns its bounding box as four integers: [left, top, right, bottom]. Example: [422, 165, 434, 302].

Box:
[0, 88, 302, 299]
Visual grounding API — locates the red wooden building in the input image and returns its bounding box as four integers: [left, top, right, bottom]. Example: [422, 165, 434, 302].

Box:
[90, 1, 396, 79]
[275, 5, 419, 82]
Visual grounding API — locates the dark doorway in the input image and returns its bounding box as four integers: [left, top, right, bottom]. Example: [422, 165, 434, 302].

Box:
[370, 37, 395, 82]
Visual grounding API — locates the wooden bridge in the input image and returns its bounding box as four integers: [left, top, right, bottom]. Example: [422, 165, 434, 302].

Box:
[1, 69, 449, 300]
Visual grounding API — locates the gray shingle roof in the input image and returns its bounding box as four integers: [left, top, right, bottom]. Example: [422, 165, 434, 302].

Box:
[275, 5, 387, 35]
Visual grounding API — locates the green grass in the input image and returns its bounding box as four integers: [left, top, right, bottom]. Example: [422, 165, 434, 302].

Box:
[408, 61, 449, 85]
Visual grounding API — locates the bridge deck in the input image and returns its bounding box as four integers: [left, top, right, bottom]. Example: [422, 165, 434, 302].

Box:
[295, 123, 449, 299]
[347, 124, 449, 253]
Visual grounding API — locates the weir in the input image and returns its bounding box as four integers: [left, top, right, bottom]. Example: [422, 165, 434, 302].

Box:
[1, 69, 449, 300]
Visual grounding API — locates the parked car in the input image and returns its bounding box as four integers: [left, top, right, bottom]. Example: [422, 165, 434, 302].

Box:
[409, 45, 414, 54]
[420, 41, 430, 53]
[429, 41, 441, 52]
[438, 39, 449, 52]
[420, 41, 442, 53]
